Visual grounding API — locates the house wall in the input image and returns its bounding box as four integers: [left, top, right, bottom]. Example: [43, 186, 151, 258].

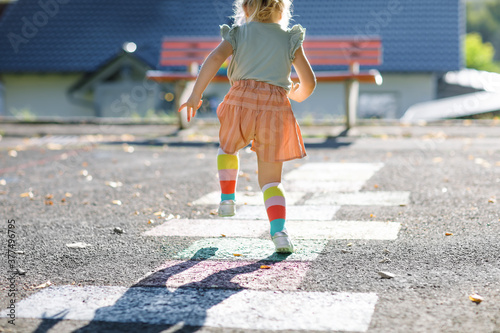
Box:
[204, 73, 437, 122]
[1, 72, 436, 121]
[2, 74, 94, 119]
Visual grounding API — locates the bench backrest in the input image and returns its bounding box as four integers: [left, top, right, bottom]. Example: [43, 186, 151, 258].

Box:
[159, 36, 382, 68]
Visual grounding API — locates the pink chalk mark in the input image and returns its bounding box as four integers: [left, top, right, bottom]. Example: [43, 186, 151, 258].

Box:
[137, 260, 310, 291]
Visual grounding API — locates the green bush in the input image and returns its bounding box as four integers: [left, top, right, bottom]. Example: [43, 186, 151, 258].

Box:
[465, 33, 500, 72]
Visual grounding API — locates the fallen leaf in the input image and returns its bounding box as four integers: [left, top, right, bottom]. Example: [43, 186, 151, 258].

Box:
[20, 191, 34, 198]
[123, 144, 134, 153]
[61, 198, 66, 203]
[233, 253, 242, 257]
[432, 157, 443, 163]
[378, 271, 395, 279]
[370, 214, 376, 218]
[445, 232, 453, 236]
[35, 281, 52, 289]
[66, 242, 91, 249]
[488, 197, 496, 204]
[210, 209, 218, 215]
[374, 184, 379, 189]
[45, 194, 54, 199]
[47, 143, 63, 151]
[82, 162, 88, 167]
[121, 134, 135, 141]
[154, 211, 166, 217]
[65, 192, 73, 197]
[112, 200, 122, 206]
[187, 202, 193, 207]
[221, 234, 226, 237]
[148, 219, 155, 224]
[260, 265, 271, 269]
[45, 200, 54, 206]
[105, 181, 123, 188]
[469, 294, 484, 304]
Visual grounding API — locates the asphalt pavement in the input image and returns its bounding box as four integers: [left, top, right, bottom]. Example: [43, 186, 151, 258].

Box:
[0, 120, 499, 333]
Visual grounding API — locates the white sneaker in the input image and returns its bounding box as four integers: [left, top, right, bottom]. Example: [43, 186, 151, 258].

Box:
[218, 200, 236, 217]
[272, 230, 294, 253]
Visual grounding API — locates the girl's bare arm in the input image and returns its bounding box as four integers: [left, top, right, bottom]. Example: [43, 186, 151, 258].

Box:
[289, 46, 316, 103]
[179, 40, 233, 121]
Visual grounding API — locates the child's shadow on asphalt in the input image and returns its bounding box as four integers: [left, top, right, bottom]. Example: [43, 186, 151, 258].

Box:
[34, 247, 291, 333]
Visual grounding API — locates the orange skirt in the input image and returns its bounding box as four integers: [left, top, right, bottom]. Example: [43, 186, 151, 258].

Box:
[217, 80, 307, 163]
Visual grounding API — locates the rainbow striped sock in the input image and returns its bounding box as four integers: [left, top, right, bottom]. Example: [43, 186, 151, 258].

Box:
[262, 182, 286, 236]
[217, 148, 239, 202]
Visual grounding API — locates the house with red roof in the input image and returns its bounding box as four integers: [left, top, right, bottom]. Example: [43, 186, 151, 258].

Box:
[0, 0, 465, 121]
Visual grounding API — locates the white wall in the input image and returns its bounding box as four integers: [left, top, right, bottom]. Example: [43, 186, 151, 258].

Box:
[3, 74, 94, 119]
[2, 72, 436, 121]
[204, 73, 436, 122]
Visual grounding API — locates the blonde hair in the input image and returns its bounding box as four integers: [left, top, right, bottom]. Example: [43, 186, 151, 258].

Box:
[233, 0, 293, 29]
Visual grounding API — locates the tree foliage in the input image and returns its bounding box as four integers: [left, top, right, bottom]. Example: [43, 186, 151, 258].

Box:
[466, 1, 500, 72]
[466, 1, 500, 59]
[465, 33, 500, 72]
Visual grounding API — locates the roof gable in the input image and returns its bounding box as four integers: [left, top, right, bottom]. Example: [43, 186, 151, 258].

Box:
[0, 0, 464, 73]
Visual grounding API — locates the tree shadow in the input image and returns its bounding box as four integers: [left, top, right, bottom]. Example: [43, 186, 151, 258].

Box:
[32, 247, 291, 333]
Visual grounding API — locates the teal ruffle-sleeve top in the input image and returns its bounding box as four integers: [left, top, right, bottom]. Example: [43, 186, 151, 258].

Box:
[220, 22, 305, 92]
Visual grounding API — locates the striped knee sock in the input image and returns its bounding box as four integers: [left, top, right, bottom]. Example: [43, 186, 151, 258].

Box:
[262, 182, 286, 236]
[217, 148, 239, 202]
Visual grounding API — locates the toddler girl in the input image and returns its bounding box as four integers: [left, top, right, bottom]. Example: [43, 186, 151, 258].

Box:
[179, 0, 316, 253]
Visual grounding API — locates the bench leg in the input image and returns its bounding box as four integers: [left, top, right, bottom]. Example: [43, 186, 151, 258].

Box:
[174, 81, 189, 129]
[344, 79, 359, 129]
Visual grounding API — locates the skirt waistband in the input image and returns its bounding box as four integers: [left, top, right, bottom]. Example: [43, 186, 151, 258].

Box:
[233, 80, 287, 94]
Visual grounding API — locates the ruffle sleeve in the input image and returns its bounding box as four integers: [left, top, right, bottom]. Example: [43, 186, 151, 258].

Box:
[220, 24, 238, 52]
[289, 24, 306, 61]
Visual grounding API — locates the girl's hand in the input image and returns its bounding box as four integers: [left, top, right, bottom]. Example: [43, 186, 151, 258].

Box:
[178, 94, 203, 122]
[288, 82, 300, 101]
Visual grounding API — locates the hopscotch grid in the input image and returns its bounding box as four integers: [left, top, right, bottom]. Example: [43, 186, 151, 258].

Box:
[5, 162, 405, 332]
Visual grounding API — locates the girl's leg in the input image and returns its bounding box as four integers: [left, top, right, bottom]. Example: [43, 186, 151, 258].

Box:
[217, 148, 239, 216]
[257, 158, 283, 189]
[258, 158, 286, 233]
[258, 157, 293, 252]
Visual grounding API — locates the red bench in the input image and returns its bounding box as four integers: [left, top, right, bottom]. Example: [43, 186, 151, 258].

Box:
[147, 36, 383, 129]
